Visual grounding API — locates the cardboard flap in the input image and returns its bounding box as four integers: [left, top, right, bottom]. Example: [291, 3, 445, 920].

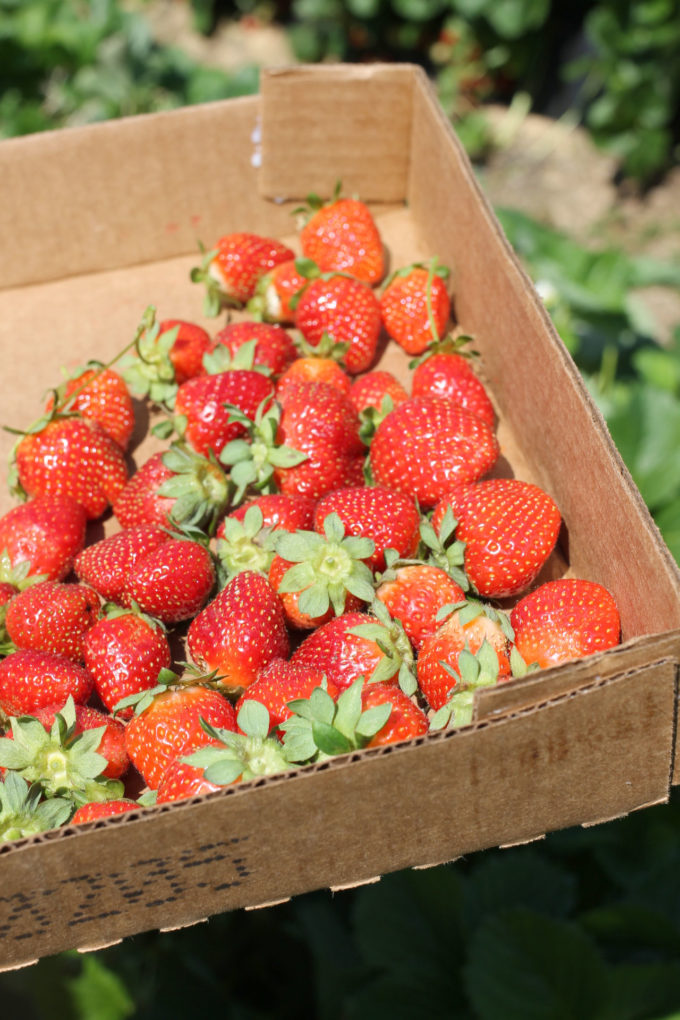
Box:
[258, 64, 415, 201]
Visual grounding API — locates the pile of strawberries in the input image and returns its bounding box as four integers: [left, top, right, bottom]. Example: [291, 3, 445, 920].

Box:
[0, 188, 623, 840]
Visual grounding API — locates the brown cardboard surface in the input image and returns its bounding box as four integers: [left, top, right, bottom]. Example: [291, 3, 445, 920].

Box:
[1, 64, 680, 967]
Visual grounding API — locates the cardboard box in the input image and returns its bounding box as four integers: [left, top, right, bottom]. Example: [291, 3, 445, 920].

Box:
[1, 63, 679, 970]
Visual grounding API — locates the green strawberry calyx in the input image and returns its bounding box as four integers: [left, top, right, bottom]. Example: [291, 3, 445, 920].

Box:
[119, 306, 179, 408]
[0, 698, 124, 807]
[408, 332, 479, 371]
[157, 442, 230, 537]
[419, 507, 470, 592]
[182, 701, 291, 785]
[0, 771, 72, 842]
[190, 241, 238, 317]
[219, 399, 308, 506]
[279, 678, 392, 763]
[347, 597, 418, 695]
[202, 337, 273, 378]
[215, 505, 279, 585]
[274, 512, 376, 620]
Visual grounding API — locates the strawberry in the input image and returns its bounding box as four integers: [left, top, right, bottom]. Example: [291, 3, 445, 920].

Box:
[379, 260, 451, 355]
[416, 600, 513, 711]
[124, 680, 237, 789]
[247, 258, 308, 323]
[187, 571, 290, 695]
[174, 369, 274, 458]
[349, 370, 409, 415]
[46, 365, 136, 450]
[0, 772, 72, 841]
[0, 648, 94, 717]
[298, 191, 385, 285]
[212, 321, 297, 377]
[411, 341, 495, 428]
[290, 609, 414, 694]
[432, 479, 562, 598]
[369, 395, 499, 509]
[510, 579, 621, 670]
[360, 682, 429, 747]
[74, 524, 170, 605]
[225, 492, 317, 533]
[294, 275, 382, 374]
[268, 512, 375, 630]
[214, 496, 318, 583]
[313, 485, 421, 573]
[191, 232, 295, 314]
[375, 564, 467, 651]
[113, 445, 229, 535]
[157, 319, 214, 384]
[276, 353, 352, 397]
[71, 799, 139, 824]
[31, 703, 129, 780]
[235, 658, 337, 734]
[82, 605, 172, 716]
[155, 744, 224, 803]
[4, 580, 100, 661]
[12, 416, 128, 520]
[0, 495, 87, 583]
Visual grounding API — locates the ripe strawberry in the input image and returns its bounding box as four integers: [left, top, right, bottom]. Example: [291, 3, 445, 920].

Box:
[187, 571, 290, 695]
[299, 193, 385, 285]
[294, 275, 382, 374]
[124, 538, 216, 624]
[432, 479, 562, 598]
[349, 370, 409, 415]
[276, 354, 352, 397]
[174, 369, 274, 458]
[235, 658, 337, 733]
[124, 683, 237, 789]
[411, 343, 495, 428]
[32, 703, 129, 780]
[417, 602, 513, 711]
[510, 579, 621, 670]
[212, 321, 297, 377]
[0, 495, 87, 582]
[74, 524, 170, 605]
[191, 232, 295, 314]
[71, 799, 139, 824]
[5, 580, 100, 661]
[225, 492, 317, 534]
[313, 485, 421, 572]
[156, 745, 224, 803]
[379, 261, 451, 355]
[113, 445, 229, 535]
[0, 649, 94, 716]
[369, 396, 499, 509]
[360, 682, 429, 747]
[13, 416, 128, 520]
[82, 606, 172, 716]
[247, 258, 308, 323]
[157, 319, 214, 384]
[375, 564, 467, 650]
[46, 365, 135, 450]
[268, 512, 375, 629]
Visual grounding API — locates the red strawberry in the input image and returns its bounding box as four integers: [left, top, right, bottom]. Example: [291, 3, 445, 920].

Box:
[313, 485, 421, 573]
[379, 261, 451, 355]
[157, 319, 214, 384]
[299, 194, 385, 285]
[71, 799, 139, 824]
[369, 396, 499, 509]
[375, 564, 467, 650]
[74, 524, 170, 605]
[155, 746, 224, 804]
[294, 275, 382, 374]
[411, 346, 495, 428]
[32, 703, 129, 780]
[187, 571, 290, 695]
[174, 369, 274, 458]
[46, 366, 135, 450]
[113, 446, 229, 534]
[82, 606, 172, 716]
[235, 658, 337, 733]
[349, 370, 409, 415]
[417, 602, 513, 711]
[124, 538, 215, 624]
[0, 495, 87, 582]
[192, 232, 295, 314]
[212, 321, 297, 377]
[5, 580, 100, 661]
[510, 579, 621, 670]
[0, 649, 94, 716]
[276, 355, 352, 397]
[247, 258, 308, 323]
[124, 683, 237, 789]
[225, 493, 317, 534]
[361, 682, 429, 747]
[13, 416, 129, 520]
[432, 479, 562, 598]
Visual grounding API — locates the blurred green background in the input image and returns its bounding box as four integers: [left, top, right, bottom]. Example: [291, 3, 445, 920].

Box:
[2, 0, 680, 1015]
